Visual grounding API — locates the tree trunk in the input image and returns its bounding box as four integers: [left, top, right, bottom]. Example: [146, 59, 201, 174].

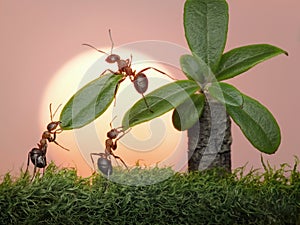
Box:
[187, 97, 232, 172]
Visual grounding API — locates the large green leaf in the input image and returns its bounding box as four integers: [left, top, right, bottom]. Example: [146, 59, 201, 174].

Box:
[180, 54, 213, 85]
[184, 0, 228, 71]
[226, 94, 281, 154]
[208, 82, 243, 107]
[216, 44, 288, 81]
[60, 73, 123, 130]
[122, 80, 199, 130]
[172, 93, 205, 131]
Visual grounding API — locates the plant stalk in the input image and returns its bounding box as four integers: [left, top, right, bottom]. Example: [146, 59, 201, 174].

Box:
[187, 97, 232, 172]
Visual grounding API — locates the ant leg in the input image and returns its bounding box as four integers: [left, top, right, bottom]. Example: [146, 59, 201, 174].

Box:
[51, 128, 63, 135]
[137, 67, 175, 80]
[113, 155, 129, 170]
[100, 69, 117, 77]
[113, 77, 126, 106]
[53, 140, 70, 151]
[112, 157, 121, 167]
[141, 93, 153, 113]
[115, 128, 132, 141]
[107, 167, 112, 179]
[109, 151, 128, 170]
[127, 54, 133, 67]
[129, 74, 135, 82]
[90, 153, 100, 172]
[31, 160, 37, 182]
[50, 131, 70, 151]
[113, 83, 120, 106]
[25, 152, 31, 175]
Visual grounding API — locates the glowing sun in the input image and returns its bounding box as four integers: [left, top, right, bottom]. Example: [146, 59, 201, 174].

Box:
[40, 40, 190, 177]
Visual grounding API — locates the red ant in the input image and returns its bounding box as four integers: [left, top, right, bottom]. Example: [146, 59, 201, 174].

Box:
[90, 117, 130, 176]
[25, 104, 70, 181]
[83, 29, 174, 112]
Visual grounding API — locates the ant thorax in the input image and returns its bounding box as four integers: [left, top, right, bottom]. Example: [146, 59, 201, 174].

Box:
[38, 139, 48, 148]
[42, 131, 51, 139]
[117, 59, 130, 70]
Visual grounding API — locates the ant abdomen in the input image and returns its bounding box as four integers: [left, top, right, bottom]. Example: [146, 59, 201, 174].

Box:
[97, 157, 113, 176]
[134, 73, 148, 94]
[29, 148, 47, 168]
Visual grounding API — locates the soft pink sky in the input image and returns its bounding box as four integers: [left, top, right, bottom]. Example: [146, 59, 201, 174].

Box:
[0, 0, 299, 177]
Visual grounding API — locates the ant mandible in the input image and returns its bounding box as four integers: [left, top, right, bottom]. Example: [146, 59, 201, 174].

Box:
[83, 29, 174, 112]
[25, 103, 70, 181]
[90, 117, 130, 176]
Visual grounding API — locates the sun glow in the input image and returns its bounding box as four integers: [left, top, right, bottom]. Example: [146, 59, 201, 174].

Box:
[40, 41, 189, 177]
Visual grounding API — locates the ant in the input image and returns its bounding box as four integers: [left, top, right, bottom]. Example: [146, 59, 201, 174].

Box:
[83, 29, 174, 112]
[25, 104, 70, 181]
[90, 117, 130, 176]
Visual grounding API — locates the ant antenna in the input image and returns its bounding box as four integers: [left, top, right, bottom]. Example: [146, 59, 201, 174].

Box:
[82, 29, 114, 56]
[109, 116, 117, 129]
[49, 103, 62, 122]
[108, 29, 114, 55]
[82, 43, 108, 55]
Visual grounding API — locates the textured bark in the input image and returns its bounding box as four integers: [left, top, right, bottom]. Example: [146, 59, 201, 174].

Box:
[187, 98, 232, 172]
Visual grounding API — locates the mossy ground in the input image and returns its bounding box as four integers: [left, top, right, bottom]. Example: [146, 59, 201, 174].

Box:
[0, 158, 299, 225]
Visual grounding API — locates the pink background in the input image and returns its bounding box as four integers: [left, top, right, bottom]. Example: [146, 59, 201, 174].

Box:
[0, 0, 299, 177]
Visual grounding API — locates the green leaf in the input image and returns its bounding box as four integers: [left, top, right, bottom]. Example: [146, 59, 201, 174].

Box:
[184, 0, 228, 71]
[172, 93, 205, 131]
[216, 44, 288, 81]
[208, 82, 243, 106]
[122, 80, 199, 130]
[180, 54, 213, 85]
[226, 94, 281, 154]
[60, 73, 123, 130]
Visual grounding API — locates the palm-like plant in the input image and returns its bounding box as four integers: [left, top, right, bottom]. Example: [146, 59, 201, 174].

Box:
[59, 0, 287, 172]
[121, 0, 288, 171]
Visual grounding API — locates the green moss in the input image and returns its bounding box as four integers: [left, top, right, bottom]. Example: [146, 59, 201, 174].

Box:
[0, 160, 299, 225]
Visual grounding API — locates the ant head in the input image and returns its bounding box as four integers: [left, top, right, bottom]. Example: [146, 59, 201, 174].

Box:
[107, 128, 122, 139]
[105, 54, 120, 63]
[107, 116, 124, 139]
[47, 121, 61, 132]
